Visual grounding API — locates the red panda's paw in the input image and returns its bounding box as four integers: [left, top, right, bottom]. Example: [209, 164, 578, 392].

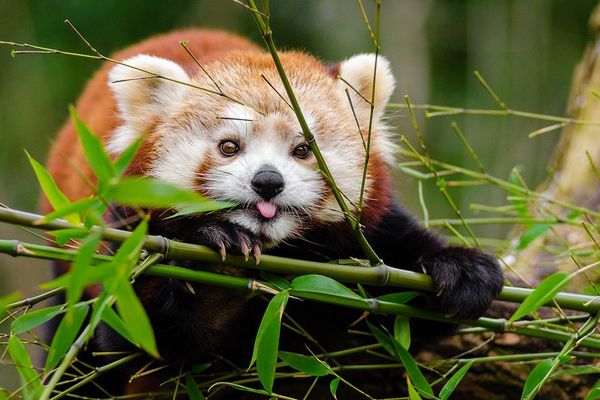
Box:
[421, 246, 504, 320]
[194, 223, 263, 263]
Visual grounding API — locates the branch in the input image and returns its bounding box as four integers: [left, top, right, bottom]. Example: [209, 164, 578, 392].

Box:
[1, 207, 600, 315]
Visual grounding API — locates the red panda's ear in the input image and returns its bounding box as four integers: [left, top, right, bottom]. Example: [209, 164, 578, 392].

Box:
[107, 55, 190, 153]
[337, 54, 395, 121]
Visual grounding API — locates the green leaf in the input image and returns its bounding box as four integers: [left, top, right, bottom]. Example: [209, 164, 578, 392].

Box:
[67, 233, 101, 308]
[508, 167, 529, 219]
[48, 228, 90, 246]
[70, 105, 115, 183]
[408, 378, 423, 400]
[110, 219, 148, 277]
[508, 272, 571, 323]
[251, 290, 289, 393]
[109, 177, 212, 208]
[366, 321, 394, 357]
[439, 361, 473, 400]
[42, 198, 98, 224]
[44, 303, 88, 372]
[101, 306, 136, 346]
[191, 363, 211, 374]
[114, 134, 145, 177]
[517, 223, 551, 250]
[26, 151, 79, 225]
[393, 315, 411, 350]
[260, 272, 291, 291]
[115, 281, 159, 358]
[521, 359, 554, 400]
[585, 379, 600, 400]
[330, 377, 340, 399]
[8, 336, 42, 400]
[166, 201, 238, 218]
[186, 375, 204, 400]
[585, 387, 600, 400]
[0, 292, 20, 318]
[11, 304, 63, 334]
[392, 340, 434, 398]
[291, 275, 367, 305]
[279, 351, 330, 377]
[209, 382, 273, 397]
[377, 291, 420, 304]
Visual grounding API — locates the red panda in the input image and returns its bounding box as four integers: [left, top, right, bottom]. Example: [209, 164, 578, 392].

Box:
[44, 29, 503, 397]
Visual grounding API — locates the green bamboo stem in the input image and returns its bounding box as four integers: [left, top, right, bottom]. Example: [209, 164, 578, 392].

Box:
[49, 353, 142, 400]
[386, 102, 600, 127]
[4, 238, 600, 351]
[397, 147, 600, 219]
[39, 247, 163, 400]
[441, 351, 600, 365]
[245, 0, 382, 265]
[2, 208, 600, 314]
[427, 217, 581, 228]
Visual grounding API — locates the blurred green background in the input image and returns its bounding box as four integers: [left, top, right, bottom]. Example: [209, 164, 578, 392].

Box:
[0, 0, 597, 386]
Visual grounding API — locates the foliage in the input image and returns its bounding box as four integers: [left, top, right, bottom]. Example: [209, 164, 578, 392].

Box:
[0, 1, 600, 399]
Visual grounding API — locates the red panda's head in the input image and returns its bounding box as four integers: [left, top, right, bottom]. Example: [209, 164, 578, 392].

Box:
[107, 51, 396, 245]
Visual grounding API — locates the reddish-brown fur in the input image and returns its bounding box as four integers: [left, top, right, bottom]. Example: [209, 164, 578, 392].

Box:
[44, 30, 260, 213]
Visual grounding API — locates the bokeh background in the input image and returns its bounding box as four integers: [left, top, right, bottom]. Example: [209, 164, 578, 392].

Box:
[0, 0, 597, 387]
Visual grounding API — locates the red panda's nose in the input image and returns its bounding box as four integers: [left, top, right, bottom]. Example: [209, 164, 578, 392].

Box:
[251, 165, 285, 200]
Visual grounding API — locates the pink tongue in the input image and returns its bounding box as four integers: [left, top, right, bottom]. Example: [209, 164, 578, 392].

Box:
[256, 201, 277, 219]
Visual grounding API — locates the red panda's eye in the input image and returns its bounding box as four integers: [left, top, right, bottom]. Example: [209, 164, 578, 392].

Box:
[292, 144, 311, 159]
[219, 140, 240, 156]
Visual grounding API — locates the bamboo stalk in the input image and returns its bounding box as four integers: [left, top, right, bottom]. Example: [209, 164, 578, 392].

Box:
[245, 0, 382, 265]
[2, 208, 600, 314]
[4, 237, 600, 350]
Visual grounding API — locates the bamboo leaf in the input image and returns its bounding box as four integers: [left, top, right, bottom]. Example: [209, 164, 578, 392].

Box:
[366, 321, 394, 356]
[0, 292, 20, 317]
[101, 306, 136, 346]
[166, 201, 238, 218]
[330, 377, 340, 399]
[439, 361, 474, 400]
[115, 281, 159, 358]
[377, 291, 420, 304]
[508, 272, 571, 323]
[114, 134, 145, 177]
[260, 272, 291, 291]
[8, 336, 42, 400]
[392, 339, 434, 398]
[585, 379, 600, 400]
[585, 388, 600, 400]
[278, 351, 330, 376]
[44, 303, 88, 372]
[508, 167, 529, 220]
[408, 378, 423, 400]
[251, 290, 289, 393]
[517, 223, 551, 250]
[67, 233, 101, 308]
[11, 304, 63, 334]
[26, 151, 79, 225]
[393, 315, 411, 350]
[42, 198, 98, 224]
[47, 228, 90, 246]
[70, 105, 116, 183]
[521, 359, 554, 400]
[109, 177, 217, 209]
[291, 274, 367, 304]
[209, 382, 273, 397]
[110, 219, 148, 275]
[186, 375, 204, 400]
